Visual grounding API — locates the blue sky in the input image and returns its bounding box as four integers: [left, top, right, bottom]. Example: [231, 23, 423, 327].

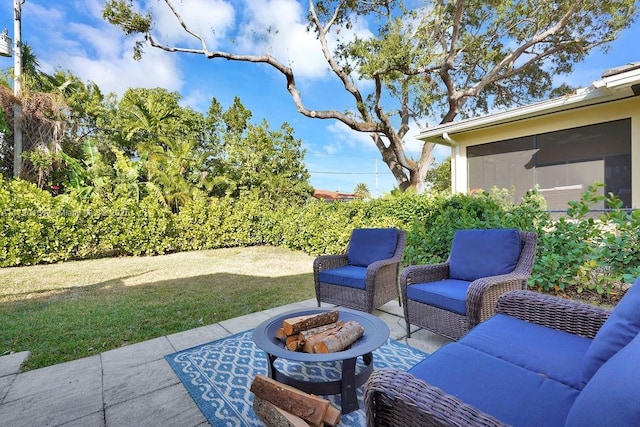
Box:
[1, 1, 639, 197]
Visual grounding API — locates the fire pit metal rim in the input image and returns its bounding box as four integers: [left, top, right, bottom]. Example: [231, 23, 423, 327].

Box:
[252, 307, 390, 362]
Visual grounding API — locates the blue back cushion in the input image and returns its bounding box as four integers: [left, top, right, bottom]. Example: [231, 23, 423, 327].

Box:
[347, 228, 398, 267]
[448, 229, 521, 282]
[566, 330, 640, 426]
[581, 277, 640, 384]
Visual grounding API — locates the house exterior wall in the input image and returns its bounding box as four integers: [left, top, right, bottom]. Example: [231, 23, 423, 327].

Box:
[448, 96, 640, 208]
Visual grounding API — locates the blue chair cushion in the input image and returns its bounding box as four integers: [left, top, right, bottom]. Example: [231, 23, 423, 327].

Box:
[409, 344, 578, 426]
[406, 279, 470, 315]
[582, 276, 640, 384]
[566, 330, 640, 427]
[449, 229, 521, 282]
[318, 266, 367, 290]
[459, 313, 592, 390]
[346, 228, 398, 267]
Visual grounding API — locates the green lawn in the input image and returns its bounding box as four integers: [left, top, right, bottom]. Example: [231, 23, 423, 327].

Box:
[0, 246, 315, 370]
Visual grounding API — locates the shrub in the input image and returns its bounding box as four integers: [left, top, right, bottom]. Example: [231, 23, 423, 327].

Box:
[403, 192, 539, 265]
[1, 175, 638, 302]
[1, 178, 57, 266]
[528, 183, 640, 301]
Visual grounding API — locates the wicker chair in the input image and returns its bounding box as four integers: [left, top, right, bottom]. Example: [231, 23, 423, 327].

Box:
[402, 229, 537, 340]
[314, 228, 406, 313]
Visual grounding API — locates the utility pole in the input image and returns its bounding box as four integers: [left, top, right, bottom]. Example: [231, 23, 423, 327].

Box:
[375, 158, 379, 197]
[13, 0, 24, 178]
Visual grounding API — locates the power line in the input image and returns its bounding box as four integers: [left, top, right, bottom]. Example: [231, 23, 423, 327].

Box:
[309, 170, 393, 175]
[305, 150, 381, 160]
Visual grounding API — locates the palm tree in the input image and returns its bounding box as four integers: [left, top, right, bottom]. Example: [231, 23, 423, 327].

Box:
[354, 183, 371, 199]
[118, 88, 209, 211]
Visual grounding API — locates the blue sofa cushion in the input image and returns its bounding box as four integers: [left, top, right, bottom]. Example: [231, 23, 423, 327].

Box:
[566, 330, 640, 427]
[406, 279, 470, 315]
[582, 277, 640, 384]
[409, 343, 578, 426]
[346, 228, 398, 267]
[318, 266, 367, 290]
[459, 314, 592, 390]
[449, 229, 521, 282]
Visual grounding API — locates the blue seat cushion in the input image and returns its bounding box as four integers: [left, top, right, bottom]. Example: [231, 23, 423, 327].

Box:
[449, 229, 521, 282]
[346, 228, 398, 267]
[318, 266, 367, 290]
[582, 276, 640, 384]
[406, 279, 470, 315]
[409, 344, 578, 427]
[566, 330, 640, 427]
[459, 314, 592, 390]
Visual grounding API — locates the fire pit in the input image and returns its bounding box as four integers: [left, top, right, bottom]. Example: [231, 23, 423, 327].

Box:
[252, 307, 389, 414]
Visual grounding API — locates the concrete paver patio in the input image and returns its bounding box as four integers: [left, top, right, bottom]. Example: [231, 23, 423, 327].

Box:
[0, 299, 450, 427]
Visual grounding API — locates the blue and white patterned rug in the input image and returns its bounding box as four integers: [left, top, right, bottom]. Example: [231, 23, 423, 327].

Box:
[165, 329, 428, 426]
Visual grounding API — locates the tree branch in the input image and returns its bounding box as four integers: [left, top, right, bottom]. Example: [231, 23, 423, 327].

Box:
[307, 0, 371, 122]
[468, 0, 585, 97]
[161, 0, 209, 51]
[146, 5, 379, 134]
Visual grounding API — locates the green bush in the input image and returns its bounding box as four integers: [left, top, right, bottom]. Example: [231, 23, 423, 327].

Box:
[0, 178, 61, 266]
[1, 175, 639, 302]
[528, 184, 640, 300]
[403, 192, 540, 265]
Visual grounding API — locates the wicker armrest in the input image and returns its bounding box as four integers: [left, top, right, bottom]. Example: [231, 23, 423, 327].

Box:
[368, 257, 402, 270]
[364, 369, 506, 427]
[466, 273, 529, 326]
[400, 263, 449, 287]
[496, 290, 611, 339]
[313, 254, 348, 273]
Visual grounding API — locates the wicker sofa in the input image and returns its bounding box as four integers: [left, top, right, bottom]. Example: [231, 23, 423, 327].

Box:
[365, 279, 640, 426]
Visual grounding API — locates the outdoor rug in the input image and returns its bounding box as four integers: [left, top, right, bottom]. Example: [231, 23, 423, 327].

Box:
[165, 329, 429, 426]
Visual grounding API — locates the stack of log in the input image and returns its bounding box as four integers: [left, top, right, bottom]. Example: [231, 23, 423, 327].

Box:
[275, 310, 365, 354]
[251, 375, 341, 427]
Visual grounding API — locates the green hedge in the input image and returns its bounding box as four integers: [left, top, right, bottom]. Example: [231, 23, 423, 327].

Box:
[1, 177, 639, 300]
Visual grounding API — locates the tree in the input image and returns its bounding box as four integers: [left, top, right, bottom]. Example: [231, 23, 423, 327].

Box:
[353, 183, 371, 199]
[1, 49, 108, 184]
[424, 156, 451, 193]
[199, 96, 313, 203]
[103, 0, 638, 192]
[110, 88, 210, 211]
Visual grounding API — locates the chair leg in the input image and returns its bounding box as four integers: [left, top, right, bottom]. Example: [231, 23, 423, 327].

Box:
[406, 320, 412, 338]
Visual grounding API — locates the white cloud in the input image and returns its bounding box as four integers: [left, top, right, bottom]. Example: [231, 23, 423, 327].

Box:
[325, 121, 376, 150]
[235, 0, 374, 80]
[180, 88, 210, 110]
[21, 0, 185, 97]
[150, 0, 235, 50]
[64, 42, 184, 97]
[235, 0, 329, 78]
[67, 22, 122, 59]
